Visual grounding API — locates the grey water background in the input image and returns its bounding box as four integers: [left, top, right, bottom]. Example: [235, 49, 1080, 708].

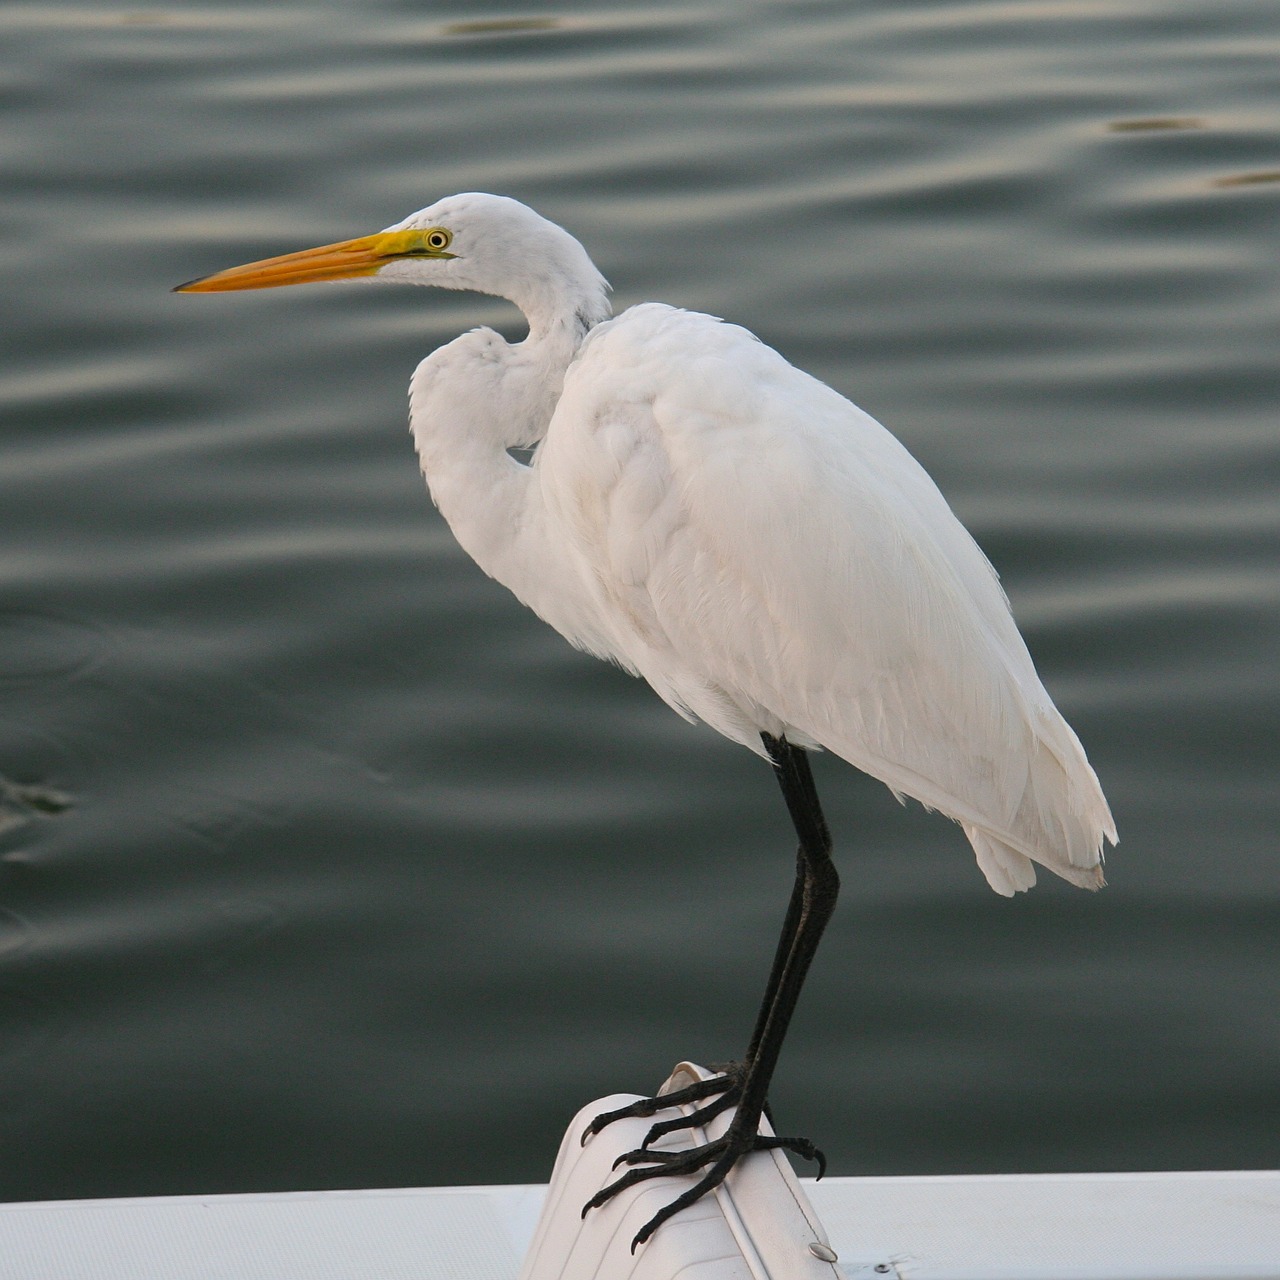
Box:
[2, 0, 1278, 1203]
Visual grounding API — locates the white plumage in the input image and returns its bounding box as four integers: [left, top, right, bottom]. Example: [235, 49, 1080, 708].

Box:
[180, 191, 1115, 893]
[393, 195, 1115, 896]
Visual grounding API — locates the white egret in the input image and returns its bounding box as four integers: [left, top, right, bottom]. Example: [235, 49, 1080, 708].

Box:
[176, 193, 1116, 1248]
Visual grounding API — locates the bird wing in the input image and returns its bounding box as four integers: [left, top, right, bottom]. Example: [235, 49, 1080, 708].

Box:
[538, 304, 1114, 890]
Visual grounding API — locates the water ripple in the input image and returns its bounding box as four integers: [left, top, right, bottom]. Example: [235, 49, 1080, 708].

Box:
[1, 0, 1278, 1206]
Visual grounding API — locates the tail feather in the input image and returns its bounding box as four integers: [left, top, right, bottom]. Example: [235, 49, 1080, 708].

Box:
[965, 825, 1038, 896]
[965, 824, 1106, 897]
[965, 723, 1114, 895]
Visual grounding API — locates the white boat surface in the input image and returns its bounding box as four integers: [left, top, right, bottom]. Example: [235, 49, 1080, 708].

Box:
[4, 1066, 1277, 1280]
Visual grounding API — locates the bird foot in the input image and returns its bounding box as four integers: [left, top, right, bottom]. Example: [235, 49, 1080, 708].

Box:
[581, 1115, 825, 1251]
[578, 1064, 825, 1251]
[578, 1063, 742, 1147]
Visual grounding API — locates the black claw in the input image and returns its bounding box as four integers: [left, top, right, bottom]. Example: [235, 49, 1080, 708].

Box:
[581, 1072, 737, 1146]
[611, 1147, 685, 1171]
[754, 1134, 826, 1176]
[618, 1150, 653, 1171]
[582, 1149, 716, 1217]
[582, 1116, 825, 1248]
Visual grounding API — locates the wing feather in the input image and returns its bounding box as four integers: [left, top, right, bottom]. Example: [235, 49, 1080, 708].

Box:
[538, 304, 1115, 892]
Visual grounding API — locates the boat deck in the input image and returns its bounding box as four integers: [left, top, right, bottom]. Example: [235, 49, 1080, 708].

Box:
[4, 1169, 1278, 1280]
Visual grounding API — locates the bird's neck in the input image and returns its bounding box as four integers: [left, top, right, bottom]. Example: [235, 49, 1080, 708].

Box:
[525, 287, 610, 349]
[406, 302, 611, 652]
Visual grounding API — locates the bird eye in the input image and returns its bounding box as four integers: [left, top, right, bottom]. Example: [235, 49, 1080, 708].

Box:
[424, 228, 452, 251]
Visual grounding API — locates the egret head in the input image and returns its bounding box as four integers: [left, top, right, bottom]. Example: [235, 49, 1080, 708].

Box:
[174, 193, 611, 332]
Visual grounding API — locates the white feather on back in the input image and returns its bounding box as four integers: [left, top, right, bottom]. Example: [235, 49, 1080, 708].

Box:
[538, 304, 1115, 893]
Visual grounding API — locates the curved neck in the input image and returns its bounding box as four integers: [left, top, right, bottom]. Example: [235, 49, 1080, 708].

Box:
[405, 303, 613, 656]
[515, 275, 610, 351]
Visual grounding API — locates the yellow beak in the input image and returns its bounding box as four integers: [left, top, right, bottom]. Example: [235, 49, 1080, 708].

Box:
[173, 229, 453, 293]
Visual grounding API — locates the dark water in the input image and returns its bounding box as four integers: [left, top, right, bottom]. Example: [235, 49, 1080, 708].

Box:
[2, 0, 1278, 1203]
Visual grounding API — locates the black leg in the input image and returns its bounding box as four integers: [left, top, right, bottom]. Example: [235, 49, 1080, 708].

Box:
[581, 733, 840, 1250]
[746, 732, 831, 1066]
